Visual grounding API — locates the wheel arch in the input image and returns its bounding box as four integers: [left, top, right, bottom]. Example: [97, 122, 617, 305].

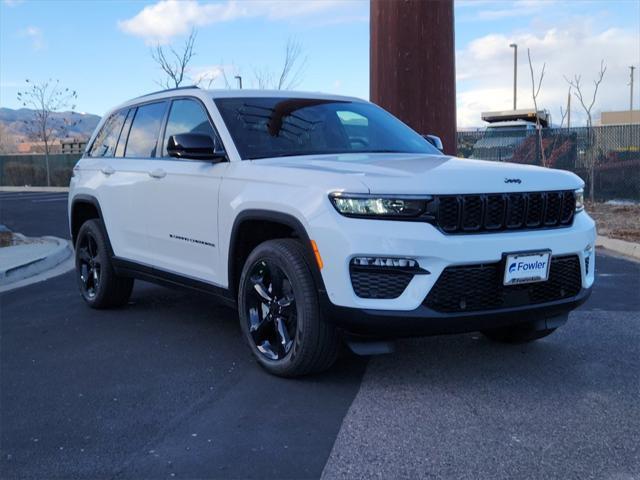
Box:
[70, 195, 114, 255]
[228, 210, 327, 298]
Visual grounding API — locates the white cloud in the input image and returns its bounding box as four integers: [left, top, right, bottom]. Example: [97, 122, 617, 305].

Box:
[456, 19, 639, 127]
[457, 0, 559, 22]
[189, 64, 237, 87]
[2, 0, 24, 6]
[21, 26, 45, 50]
[118, 0, 349, 44]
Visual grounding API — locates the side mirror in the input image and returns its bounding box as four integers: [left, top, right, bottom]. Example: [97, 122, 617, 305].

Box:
[167, 133, 226, 161]
[423, 134, 444, 152]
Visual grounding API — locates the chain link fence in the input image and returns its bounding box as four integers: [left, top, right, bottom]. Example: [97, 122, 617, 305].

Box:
[1, 125, 638, 201]
[0, 154, 81, 187]
[458, 124, 640, 202]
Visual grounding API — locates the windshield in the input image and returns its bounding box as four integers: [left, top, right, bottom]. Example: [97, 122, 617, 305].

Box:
[214, 97, 441, 160]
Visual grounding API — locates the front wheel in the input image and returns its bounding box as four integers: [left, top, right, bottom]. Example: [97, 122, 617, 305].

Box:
[238, 239, 338, 377]
[75, 219, 134, 309]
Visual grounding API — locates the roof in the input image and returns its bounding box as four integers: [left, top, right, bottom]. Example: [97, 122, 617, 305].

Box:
[115, 87, 365, 112]
[486, 120, 536, 129]
[481, 109, 550, 128]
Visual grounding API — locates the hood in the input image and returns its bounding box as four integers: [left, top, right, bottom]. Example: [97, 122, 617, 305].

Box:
[255, 153, 583, 194]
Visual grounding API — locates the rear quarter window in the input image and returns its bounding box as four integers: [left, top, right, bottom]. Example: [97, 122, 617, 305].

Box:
[88, 110, 127, 157]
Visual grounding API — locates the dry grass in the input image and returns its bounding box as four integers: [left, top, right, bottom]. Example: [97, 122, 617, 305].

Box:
[587, 202, 640, 242]
[0, 231, 14, 247]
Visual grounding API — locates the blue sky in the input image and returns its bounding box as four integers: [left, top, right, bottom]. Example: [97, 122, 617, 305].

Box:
[1, 0, 638, 126]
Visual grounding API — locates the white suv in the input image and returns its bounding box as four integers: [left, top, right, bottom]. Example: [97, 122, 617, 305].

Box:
[69, 87, 596, 377]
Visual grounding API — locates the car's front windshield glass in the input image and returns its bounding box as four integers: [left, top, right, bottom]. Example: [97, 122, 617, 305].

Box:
[214, 97, 441, 160]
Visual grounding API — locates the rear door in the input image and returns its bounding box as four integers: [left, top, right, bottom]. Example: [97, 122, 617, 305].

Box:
[140, 97, 227, 284]
[109, 100, 168, 265]
[83, 106, 153, 262]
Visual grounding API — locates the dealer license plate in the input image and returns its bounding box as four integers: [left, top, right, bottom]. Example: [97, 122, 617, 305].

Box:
[503, 251, 551, 285]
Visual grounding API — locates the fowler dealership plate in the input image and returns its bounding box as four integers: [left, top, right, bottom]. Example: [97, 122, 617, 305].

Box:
[503, 251, 551, 285]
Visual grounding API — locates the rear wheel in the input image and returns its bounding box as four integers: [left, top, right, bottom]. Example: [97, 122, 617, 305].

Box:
[75, 219, 133, 309]
[238, 239, 338, 377]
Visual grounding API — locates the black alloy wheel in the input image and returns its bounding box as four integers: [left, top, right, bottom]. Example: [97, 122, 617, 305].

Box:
[77, 229, 101, 300]
[246, 259, 297, 361]
[238, 239, 339, 377]
[74, 219, 134, 309]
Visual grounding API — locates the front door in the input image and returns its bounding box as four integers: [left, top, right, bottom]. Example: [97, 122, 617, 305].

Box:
[141, 98, 226, 285]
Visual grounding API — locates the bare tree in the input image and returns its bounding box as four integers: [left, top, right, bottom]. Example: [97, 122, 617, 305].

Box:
[151, 29, 197, 89]
[564, 60, 607, 201]
[276, 38, 305, 90]
[253, 37, 306, 90]
[527, 48, 547, 167]
[558, 86, 570, 128]
[17, 79, 78, 186]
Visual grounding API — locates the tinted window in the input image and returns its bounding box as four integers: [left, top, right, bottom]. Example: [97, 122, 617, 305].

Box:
[125, 102, 167, 158]
[336, 111, 370, 149]
[88, 110, 127, 157]
[114, 109, 134, 158]
[162, 99, 216, 157]
[215, 97, 440, 160]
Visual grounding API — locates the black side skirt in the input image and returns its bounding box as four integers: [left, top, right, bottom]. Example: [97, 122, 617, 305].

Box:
[111, 257, 236, 309]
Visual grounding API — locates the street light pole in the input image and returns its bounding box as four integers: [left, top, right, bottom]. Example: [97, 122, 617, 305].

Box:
[630, 66, 636, 112]
[234, 75, 243, 89]
[509, 43, 517, 110]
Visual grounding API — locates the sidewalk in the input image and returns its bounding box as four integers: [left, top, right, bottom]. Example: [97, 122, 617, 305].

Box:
[0, 186, 69, 193]
[0, 231, 72, 290]
[596, 235, 640, 261]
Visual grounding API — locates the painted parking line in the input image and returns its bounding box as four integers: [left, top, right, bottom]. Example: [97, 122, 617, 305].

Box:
[0, 191, 64, 195]
[0, 194, 68, 201]
[31, 197, 69, 203]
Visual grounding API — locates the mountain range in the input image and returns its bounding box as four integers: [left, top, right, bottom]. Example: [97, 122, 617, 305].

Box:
[0, 107, 101, 141]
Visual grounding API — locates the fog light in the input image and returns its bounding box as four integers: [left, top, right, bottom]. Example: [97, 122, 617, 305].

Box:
[352, 257, 418, 268]
[584, 244, 593, 274]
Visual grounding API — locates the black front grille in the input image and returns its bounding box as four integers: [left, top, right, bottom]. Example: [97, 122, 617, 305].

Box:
[424, 255, 582, 313]
[431, 191, 575, 234]
[350, 268, 413, 299]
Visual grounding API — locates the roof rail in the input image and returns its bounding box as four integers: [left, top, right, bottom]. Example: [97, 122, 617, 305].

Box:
[133, 85, 200, 100]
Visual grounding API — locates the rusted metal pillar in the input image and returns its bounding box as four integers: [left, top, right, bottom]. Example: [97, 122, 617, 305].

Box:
[370, 0, 457, 154]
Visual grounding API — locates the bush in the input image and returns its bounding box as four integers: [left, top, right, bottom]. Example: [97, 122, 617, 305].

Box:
[51, 167, 73, 187]
[3, 162, 46, 186]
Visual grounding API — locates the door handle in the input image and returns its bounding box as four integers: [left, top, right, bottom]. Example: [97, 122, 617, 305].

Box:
[100, 165, 115, 176]
[148, 168, 166, 179]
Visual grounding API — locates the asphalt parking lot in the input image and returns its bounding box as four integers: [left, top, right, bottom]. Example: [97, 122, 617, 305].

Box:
[1, 191, 639, 479]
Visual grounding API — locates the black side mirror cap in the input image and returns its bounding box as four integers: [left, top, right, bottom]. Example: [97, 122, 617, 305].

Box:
[422, 134, 444, 151]
[167, 133, 227, 161]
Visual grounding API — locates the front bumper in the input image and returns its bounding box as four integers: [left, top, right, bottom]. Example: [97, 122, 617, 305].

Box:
[322, 287, 592, 337]
[312, 209, 596, 311]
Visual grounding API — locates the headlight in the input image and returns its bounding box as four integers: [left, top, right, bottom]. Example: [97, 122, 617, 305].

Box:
[575, 188, 584, 212]
[329, 192, 431, 218]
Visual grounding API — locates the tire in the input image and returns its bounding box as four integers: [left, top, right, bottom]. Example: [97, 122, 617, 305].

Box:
[238, 238, 339, 377]
[482, 324, 557, 344]
[75, 219, 134, 309]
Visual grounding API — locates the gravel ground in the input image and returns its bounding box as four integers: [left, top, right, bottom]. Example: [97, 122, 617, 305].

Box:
[588, 202, 640, 242]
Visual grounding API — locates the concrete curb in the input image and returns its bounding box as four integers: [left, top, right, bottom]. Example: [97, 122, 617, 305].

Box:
[596, 235, 640, 261]
[0, 236, 73, 287]
[0, 186, 69, 193]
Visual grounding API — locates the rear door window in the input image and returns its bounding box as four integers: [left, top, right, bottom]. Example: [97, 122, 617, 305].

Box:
[88, 110, 127, 157]
[124, 102, 167, 158]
